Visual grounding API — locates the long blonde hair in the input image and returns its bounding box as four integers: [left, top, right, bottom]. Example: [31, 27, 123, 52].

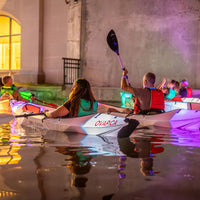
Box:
[67, 78, 96, 117]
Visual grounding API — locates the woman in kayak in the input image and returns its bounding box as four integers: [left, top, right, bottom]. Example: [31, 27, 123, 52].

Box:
[162, 79, 177, 100]
[46, 78, 98, 118]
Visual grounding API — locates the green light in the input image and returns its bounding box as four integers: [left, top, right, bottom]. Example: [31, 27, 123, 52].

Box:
[120, 92, 134, 108]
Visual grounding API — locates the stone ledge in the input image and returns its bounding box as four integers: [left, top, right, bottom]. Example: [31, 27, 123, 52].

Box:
[15, 83, 200, 102]
[16, 84, 123, 102]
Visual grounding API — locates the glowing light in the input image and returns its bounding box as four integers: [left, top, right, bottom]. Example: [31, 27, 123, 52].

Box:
[0, 16, 21, 70]
[120, 92, 134, 108]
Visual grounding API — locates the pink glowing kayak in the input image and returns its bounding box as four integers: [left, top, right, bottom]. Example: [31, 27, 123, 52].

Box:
[98, 103, 200, 131]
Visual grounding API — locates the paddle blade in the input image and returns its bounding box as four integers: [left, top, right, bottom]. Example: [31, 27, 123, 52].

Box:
[107, 29, 119, 55]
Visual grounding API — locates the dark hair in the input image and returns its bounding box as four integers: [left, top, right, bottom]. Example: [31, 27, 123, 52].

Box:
[175, 81, 179, 88]
[67, 78, 96, 117]
[2, 76, 12, 85]
[145, 73, 156, 84]
[170, 80, 176, 84]
[0, 77, 3, 87]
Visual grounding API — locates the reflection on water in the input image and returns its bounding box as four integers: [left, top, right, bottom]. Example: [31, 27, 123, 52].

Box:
[0, 119, 200, 199]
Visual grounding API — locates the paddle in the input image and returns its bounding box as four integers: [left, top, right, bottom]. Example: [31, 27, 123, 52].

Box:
[15, 112, 47, 118]
[107, 29, 130, 86]
[0, 112, 47, 124]
[34, 98, 59, 108]
[19, 91, 58, 108]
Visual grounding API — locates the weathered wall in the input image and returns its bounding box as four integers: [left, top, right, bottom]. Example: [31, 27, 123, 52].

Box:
[1, 0, 200, 89]
[0, 0, 69, 85]
[81, 0, 200, 88]
[1, 0, 41, 83]
[42, 0, 68, 84]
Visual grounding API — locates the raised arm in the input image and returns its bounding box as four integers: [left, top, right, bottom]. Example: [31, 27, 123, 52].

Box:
[121, 69, 134, 94]
[157, 77, 166, 90]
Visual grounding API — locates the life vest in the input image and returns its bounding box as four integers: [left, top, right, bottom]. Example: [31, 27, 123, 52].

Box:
[179, 87, 192, 98]
[0, 86, 14, 96]
[150, 89, 165, 110]
[134, 89, 164, 114]
[78, 99, 97, 117]
[133, 97, 140, 114]
[20, 91, 33, 102]
[0, 87, 32, 102]
[186, 88, 192, 98]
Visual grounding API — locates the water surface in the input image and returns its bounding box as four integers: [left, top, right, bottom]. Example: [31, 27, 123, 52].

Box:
[1, 109, 200, 200]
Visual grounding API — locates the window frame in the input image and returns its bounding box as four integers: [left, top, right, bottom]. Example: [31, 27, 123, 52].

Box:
[0, 15, 21, 71]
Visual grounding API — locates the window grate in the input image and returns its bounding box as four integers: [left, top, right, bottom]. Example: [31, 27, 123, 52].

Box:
[62, 57, 80, 85]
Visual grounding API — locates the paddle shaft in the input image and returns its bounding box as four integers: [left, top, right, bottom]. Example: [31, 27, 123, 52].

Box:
[117, 55, 131, 86]
[34, 98, 58, 108]
[15, 112, 47, 118]
[19, 91, 58, 108]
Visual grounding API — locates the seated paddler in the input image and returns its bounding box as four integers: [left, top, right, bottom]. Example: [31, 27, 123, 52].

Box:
[121, 70, 165, 115]
[0, 75, 34, 102]
[46, 78, 98, 118]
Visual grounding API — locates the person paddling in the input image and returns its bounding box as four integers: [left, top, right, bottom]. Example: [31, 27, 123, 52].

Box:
[46, 78, 98, 118]
[179, 79, 192, 98]
[121, 70, 165, 114]
[0, 76, 34, 102]
[160, 79, 176, 100]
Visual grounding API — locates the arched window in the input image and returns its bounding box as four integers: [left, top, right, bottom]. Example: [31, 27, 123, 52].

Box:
[0, 15, 21, 70]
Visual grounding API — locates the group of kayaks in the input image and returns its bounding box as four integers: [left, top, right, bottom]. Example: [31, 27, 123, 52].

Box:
[0, 95, 200, 135]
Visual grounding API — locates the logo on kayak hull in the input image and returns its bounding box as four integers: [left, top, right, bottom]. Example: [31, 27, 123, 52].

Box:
[95, 120, 118, 127]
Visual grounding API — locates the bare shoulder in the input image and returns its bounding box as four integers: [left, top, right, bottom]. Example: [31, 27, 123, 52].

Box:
[133, 88, 151, 96]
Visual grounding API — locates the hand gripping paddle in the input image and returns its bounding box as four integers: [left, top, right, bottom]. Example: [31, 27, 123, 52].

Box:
[107, 29, 130, 86]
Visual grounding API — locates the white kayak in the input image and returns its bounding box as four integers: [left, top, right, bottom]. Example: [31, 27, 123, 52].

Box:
[4, 100, 200, 133]
[98, 103, 200, 131]
[8, 100, 139, 135]
[165, 100, 200, 112]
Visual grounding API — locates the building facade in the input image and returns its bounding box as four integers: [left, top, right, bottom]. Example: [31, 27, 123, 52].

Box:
[0, 0, 200, 88]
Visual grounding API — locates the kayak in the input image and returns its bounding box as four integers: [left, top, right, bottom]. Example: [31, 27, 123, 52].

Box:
[5, 100, 200, 133]
[165, 100, 200, 112]
[8, 100, 139, 135]
[98, 103, 200, 131]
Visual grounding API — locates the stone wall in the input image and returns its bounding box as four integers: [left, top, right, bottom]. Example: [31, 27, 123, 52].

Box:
[0, 0, 200, 89]
[81, 0, 200, 89]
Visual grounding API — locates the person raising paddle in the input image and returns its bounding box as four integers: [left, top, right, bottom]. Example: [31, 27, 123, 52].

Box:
[121, 70, 165, 115]
[46, 78, 98, 118]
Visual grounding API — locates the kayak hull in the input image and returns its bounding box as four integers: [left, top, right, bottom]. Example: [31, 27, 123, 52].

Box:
[9, 100, 200, 133]
[16, 113, 128, 135]
[10, 100, 130, 135]
[101, 105, 200, 131]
